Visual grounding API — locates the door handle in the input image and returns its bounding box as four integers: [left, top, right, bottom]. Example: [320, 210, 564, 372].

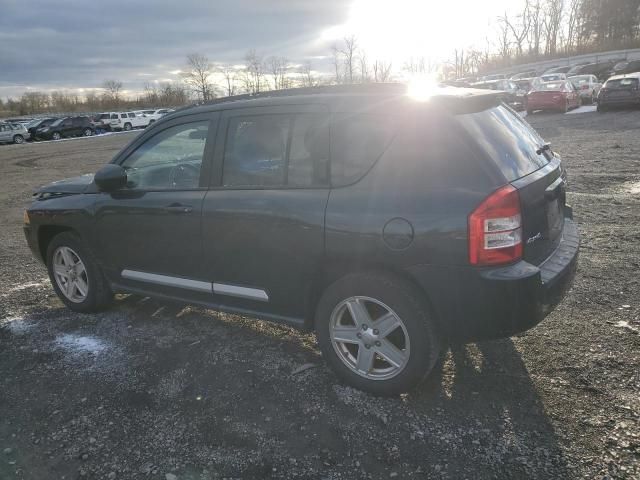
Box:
[164, 204, 193, 214]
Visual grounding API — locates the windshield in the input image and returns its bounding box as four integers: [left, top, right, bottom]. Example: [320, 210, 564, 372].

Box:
[606, 78, 639, 89]
[455, 105, 550, 182]
[570, 76, 590, 84]
[51, 118, 65, 126]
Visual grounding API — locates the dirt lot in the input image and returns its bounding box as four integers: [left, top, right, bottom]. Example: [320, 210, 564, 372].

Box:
[0, 113, 638, 480]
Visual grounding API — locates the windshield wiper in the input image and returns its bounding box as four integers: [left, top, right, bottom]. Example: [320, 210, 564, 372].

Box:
[536, 143, 552, 155]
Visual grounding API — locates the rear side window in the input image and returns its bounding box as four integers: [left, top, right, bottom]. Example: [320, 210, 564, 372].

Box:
[456, 105, 549, 182]
[222, 113, 329, 187]
[110, 114, 118, 119]
[121, 114, 128, 119]
[330, 113, 397, 186]
[128, 113, 136, 118]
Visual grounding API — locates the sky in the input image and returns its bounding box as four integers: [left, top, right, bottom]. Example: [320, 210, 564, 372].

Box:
[0, 0, 516, 99]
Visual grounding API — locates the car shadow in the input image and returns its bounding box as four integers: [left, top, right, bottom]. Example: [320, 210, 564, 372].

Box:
[404, 338, 572, 477]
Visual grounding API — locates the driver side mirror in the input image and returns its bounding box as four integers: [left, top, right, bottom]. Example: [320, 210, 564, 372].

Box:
[94, 164, 127, 192]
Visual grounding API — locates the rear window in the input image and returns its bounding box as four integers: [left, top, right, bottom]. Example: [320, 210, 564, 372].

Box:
[455, 105, 550, 181]
[535, 82, 564, 91]
[605, 78, 639, 89]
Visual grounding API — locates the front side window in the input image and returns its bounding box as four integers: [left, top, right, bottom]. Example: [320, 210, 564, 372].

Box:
[121, 121, 209, 190]
[121, 114, 127, 119]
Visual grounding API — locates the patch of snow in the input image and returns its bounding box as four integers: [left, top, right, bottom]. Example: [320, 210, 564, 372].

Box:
[566, 105, 597, 114]
[55, 333, 108, 354]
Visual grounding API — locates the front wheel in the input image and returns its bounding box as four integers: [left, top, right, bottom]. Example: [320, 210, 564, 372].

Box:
[52, 132, 61, 140]
[83, 128, 93, 136]
[315, 273, 441, 396]
[46, 232, 113, 312]
[13, 135, 24, 144]
[123, 123, 132, 131]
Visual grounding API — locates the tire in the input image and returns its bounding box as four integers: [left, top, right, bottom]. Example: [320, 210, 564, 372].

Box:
[561, 100, 569, 113]
[590, 93, 596, 105]
[52, 132, 61, 141]
[13, 135, 24, 144]
[315, 272, 441, 396]
[83, 128, 93, 137]
[597, 103, 606, 113]
[124, 123, 132, 131]
[46, 232, 113, 313]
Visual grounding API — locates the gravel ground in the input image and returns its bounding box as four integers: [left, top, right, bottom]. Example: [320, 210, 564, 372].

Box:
[0, 113, 638, 480]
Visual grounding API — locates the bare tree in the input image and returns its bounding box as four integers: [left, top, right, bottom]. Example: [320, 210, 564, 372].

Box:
[497, 15, 512, 59]
[217, 63, 238, 97]
[267, 56, 290, 90]
[543, 0, 564, 55]
[299, 62, 319, 87]
[182, 53, 214, 102]
[358, 50, 370, 83]
[372, 60, 392, 82]
[340, 35, 358, 83]
[330, 44, 342, 83]
[242, 49, 265, 94]
[503, 1, 532, 57]
[102, 79, 123, 106]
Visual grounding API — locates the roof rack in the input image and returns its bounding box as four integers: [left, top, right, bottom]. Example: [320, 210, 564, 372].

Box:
[184, 83, 409, 109]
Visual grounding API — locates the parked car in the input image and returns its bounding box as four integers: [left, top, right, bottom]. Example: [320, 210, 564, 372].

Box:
[597, 73, 640, 112]
[607, 59, 640, 78]
[526, 80, 581, 113]
[23, 84, 579, 395]
[141, 108, 175, 124]
[568, 75, 602, 104]
[471, 79, 526, 110]
[35, 116, 94, 140]
[93, 112, 147, 131]
[566, 62, 592, 77]
[543, 66, 572, 75]
[510, 70, 538, 80]
[540, 73, 567, 82]
[0, 123, 30, 144]
[569, 61, 620, 81]
[26, 118, 58, 140]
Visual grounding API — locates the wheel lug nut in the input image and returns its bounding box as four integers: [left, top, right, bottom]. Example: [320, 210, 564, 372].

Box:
[356, 332, 362, 338]
[364, 344, 371, 349]
[362, 324, 368, 330]
[373, 329, 379, 335]
[375, 341, 381, 347]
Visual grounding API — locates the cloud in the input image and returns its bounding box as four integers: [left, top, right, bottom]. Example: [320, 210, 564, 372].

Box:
[0, 0, 348, 98]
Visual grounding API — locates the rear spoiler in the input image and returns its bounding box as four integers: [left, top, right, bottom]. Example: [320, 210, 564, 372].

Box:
[428, 89, 503, 115]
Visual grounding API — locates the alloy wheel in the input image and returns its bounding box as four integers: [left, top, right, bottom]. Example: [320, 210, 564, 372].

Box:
[329, 296, 410, 380]
[52, 246, 89, 303]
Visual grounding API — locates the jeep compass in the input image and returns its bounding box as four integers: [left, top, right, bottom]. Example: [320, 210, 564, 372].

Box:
[23, 84, 579, 395]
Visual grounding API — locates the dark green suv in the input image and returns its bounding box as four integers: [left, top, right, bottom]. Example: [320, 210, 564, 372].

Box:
[23, 85, 579, 394]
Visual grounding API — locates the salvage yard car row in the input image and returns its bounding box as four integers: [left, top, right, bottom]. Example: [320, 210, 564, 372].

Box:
[0, 108, 174, 144]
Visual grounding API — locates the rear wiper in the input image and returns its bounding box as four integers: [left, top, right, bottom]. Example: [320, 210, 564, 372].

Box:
[536, 143, 552, 155]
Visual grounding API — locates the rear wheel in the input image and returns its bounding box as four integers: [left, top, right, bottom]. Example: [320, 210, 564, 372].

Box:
[315, 272, 441, 396]
[83, 128, 92, 136]
[124, 123, 132, 131]
[46, 232, 113, 312]
[13, 135, 24, 144]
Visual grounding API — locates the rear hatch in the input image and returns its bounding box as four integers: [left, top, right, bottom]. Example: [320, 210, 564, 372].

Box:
[456, 105, 565, 265]
[602, 77, 639, 100]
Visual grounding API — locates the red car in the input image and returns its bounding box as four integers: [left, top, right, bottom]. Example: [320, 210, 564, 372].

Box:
[526, 80, 581, 114]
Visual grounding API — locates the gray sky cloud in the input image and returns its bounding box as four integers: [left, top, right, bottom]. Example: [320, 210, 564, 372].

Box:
[0, 0, 348, 98]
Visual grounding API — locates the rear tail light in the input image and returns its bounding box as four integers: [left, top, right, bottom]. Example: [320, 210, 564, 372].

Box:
[468, 185, 523, 266]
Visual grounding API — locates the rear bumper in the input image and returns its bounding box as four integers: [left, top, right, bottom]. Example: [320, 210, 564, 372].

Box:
[599, 96, 640, 106]
[408, 218, 579, 341]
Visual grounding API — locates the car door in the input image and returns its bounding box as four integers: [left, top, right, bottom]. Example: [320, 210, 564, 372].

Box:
[0, 124, 10, 142]
[92, 112, 218, 294]
[200, 105, 330, 321]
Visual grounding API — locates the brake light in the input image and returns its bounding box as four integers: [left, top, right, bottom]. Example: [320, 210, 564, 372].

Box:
[468, 185, 523, 266]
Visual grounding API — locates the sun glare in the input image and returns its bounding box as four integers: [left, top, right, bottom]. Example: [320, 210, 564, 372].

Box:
[407, 75, 440, 101]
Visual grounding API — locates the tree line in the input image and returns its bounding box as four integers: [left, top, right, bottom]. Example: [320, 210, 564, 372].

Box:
[2, 0, 640, 116]
[452, 0, 640, 77]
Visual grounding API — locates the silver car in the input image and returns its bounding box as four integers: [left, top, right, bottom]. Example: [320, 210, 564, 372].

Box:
[0, 123, 30, 144]
[569, 75, 602, 104]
